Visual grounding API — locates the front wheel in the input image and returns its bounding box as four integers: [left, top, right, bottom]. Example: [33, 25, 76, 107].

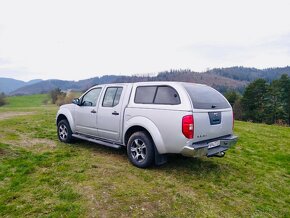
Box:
[57, 119, 73, 143]
[127, 131, 155, 168]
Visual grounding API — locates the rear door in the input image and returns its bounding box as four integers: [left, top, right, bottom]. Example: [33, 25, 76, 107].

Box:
[182, 84, 233, 142]
[97, 85, 125, 142]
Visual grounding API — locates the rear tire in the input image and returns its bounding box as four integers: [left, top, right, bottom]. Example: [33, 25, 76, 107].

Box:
[57, 119, 73, 143]
[127, 131, 155, 168]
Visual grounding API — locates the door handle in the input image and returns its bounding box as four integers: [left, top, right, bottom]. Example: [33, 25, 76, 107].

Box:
[112, 111, 119, 115]
[91, 110, 97, 113]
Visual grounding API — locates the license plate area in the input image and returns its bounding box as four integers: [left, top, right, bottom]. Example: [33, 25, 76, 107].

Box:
[208, 140, 220, 148]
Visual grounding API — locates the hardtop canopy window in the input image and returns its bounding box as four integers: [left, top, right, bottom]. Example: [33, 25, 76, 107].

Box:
[134, 85, 180, 105]
[182, 84, 230, 109]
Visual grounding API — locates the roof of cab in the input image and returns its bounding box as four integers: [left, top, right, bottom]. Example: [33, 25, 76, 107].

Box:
[89, 81, 209, 89]
[133, 81, 208, 86]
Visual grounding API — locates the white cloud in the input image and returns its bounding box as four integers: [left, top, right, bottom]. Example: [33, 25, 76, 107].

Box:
[0, 0, 290, 81]
[182, 33, 290, 68]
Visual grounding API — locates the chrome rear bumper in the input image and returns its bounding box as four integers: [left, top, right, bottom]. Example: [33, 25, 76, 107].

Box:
[181, 135, 238, 158]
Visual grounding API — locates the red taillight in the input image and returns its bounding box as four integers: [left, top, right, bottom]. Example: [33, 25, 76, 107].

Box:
[182, 115, 194, 139]
[232, 111, 234, 130]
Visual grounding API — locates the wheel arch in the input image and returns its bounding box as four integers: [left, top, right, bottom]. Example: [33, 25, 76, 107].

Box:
[124, 126, 152, 146]
[57, 114, 68, 124]
[123, 117, 166, 154]
[56, 108, 75, 133]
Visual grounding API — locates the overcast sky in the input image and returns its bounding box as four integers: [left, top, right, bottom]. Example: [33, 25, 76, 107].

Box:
[0, 0, 290, 81]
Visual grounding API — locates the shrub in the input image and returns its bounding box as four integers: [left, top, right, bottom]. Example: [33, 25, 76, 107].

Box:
[0, 92, 6, 106]
[56, 91, 77, 106]
[49, 88, 63, 104]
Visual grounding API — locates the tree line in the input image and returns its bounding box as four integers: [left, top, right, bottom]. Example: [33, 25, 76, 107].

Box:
[225, 74, 290, 125]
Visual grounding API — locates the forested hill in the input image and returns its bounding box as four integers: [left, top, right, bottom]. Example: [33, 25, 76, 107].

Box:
[114, 69, 247, 93]
[208, 66, 290, 82]
[5, 66, 290, 95]
[9, 70, 247, 95]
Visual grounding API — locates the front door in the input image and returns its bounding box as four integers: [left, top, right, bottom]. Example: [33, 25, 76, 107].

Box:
[75, 88, 102, 136]
[97, 86, 124, 141]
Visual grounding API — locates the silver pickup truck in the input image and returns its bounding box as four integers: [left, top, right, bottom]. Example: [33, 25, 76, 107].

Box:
[56, 82, 238, 168]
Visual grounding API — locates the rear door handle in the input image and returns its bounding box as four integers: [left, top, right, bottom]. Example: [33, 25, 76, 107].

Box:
[112, 111, 119, 115]
[91, 110, 96, 113]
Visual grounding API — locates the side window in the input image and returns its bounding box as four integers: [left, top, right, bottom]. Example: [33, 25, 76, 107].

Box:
[134, 86, 157, 104]
[134, 86, 180, 105]
[154, 86, 180, 105]
[102, 87, 123, 107]
[113, 88, 123, 106]
[81, 88, 102, 106]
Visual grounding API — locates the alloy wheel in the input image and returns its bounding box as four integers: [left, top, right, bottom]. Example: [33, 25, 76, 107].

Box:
[130, 139, 147, 162]
[59, 124, 68, 141]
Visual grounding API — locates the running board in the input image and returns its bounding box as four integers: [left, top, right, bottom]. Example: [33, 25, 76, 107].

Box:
[72, 134, 121, 149]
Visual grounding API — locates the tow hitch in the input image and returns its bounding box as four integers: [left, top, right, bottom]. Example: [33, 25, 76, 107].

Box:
[209, 151, 225, 158]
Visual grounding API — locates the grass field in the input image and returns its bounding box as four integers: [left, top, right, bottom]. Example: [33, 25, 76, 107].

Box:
[0, 94, 289, 217]
[2, 94, 49, 108]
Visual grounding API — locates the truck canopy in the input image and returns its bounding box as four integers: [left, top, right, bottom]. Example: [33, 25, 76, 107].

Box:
[182, 84, 231, 110]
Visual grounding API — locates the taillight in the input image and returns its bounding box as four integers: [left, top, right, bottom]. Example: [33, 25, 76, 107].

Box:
[182, 115, 194, 139]
[232, 111, 234, 130]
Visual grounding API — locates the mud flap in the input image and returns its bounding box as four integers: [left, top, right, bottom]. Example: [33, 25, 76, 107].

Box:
[154, 145, 167, 166]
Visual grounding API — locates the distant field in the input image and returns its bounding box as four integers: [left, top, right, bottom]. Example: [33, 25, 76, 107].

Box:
[0, 95, 289, 217]
[3, 94, 49, 108]
[3, 92, 83, 109]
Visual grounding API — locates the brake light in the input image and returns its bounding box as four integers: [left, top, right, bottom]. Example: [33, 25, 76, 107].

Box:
[182, 115, 194, 139]
[232, 111, 234, 130]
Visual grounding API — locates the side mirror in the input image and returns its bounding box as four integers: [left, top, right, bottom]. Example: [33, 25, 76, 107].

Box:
[72, 98, 80, 105]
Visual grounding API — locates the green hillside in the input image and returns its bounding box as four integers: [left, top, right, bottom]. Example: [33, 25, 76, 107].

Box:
[0, 95, 289, 217]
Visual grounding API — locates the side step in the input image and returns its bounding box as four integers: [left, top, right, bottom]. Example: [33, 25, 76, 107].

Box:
[72, 134, 121, 149]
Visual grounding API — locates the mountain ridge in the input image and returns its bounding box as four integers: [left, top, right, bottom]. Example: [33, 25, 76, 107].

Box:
[0, 78, 42, 94]
[3, 66, 290, 95]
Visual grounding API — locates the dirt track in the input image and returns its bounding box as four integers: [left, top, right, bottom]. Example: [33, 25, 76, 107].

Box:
[0, 112, 35, 120]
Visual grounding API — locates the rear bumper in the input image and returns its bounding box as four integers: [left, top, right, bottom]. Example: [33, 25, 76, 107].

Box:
[181, 135, 238, 158]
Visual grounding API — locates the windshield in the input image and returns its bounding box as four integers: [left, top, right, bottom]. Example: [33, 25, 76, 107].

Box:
[182, 84, 231, 109]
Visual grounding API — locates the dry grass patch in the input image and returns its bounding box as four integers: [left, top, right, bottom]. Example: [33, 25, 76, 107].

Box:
[0, 112, 35, 120]
[4, 134, 57, 154]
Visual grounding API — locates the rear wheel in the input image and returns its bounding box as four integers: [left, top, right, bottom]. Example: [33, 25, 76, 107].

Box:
[127, 131, 155, 168]
[57, 119, 73, 143]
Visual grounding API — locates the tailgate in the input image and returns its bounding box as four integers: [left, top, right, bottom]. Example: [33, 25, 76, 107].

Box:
[182, 83, 233, 143]
[193, 109, 233, 142]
